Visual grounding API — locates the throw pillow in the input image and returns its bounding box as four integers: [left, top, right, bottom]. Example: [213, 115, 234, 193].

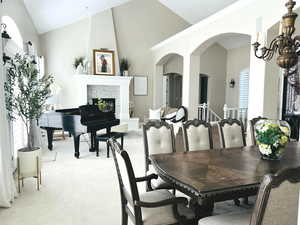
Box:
[149, 108, 161, 120]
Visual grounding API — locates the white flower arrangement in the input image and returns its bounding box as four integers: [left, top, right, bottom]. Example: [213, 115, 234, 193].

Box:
[255, 120, 290, 160]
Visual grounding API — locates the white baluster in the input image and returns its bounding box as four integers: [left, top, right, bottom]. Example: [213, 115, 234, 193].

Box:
[223, 104, 228, 119]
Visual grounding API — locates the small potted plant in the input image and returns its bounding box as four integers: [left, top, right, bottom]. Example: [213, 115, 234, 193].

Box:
[74, 56, 85, 74]
[4, 53, 53, 191]
[120, 58, 130, 76]
[255, 120, 290, 160]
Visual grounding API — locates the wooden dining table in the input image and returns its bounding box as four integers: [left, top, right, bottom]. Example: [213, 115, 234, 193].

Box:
[150, 142, 300, 219]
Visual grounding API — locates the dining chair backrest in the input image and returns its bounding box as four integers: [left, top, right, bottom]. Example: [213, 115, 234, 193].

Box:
[143, 120, 175, 172]
[218, 118, 246, 148]
[250, 117, 268, 145]
[250, 167, 300, 225]
[108, 138, 142, 223]
[182, 119, 213, 152]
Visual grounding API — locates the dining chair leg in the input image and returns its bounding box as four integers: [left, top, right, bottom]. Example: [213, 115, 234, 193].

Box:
[121, 135, 124, 150]
[22, 178, 24, 187]
[121, 206, 128, 225]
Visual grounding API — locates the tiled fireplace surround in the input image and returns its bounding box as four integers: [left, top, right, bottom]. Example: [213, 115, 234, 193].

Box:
[87, 85, 120, 118]
[75, 75, 132, 121]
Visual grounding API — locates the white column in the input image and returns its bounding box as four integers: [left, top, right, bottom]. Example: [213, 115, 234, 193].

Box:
[182, 54, 200, 119]
[119, 80, 131, 120]
[153, 64, 164, 108]
[248, 33, 267, 119]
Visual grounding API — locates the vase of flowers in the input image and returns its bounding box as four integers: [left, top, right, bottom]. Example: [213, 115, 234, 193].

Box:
[255, 120, 290, 160]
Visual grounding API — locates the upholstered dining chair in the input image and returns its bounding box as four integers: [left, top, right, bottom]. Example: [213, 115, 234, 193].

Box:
[198, 166, 300, 225]
[218, 118, 247, 205]
[249, 117, 268, 146]
[108, 138, 197, 225]
[182, 119, 213, 152]
[143, 120, 175, 191]
[218, 118, 246, 149]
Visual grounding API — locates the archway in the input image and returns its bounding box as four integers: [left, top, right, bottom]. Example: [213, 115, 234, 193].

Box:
[154, 53, 184, 108]
[189, 33, 251, 119]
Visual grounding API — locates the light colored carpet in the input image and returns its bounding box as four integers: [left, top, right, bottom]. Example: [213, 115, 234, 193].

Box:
[0, 130, 253, 225]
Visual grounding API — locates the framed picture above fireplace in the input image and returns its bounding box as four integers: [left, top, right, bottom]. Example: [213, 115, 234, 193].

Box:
[93, 49, 115, 76]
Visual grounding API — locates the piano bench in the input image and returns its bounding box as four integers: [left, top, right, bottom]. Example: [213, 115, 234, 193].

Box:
[95, 132, 124, 158]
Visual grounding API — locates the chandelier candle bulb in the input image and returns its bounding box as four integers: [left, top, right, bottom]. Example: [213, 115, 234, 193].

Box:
[279, 22, 283, 34]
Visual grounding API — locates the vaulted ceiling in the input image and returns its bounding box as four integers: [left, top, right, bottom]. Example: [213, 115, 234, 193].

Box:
[158, 0, 239, 24]
[23, 0, 240, 34]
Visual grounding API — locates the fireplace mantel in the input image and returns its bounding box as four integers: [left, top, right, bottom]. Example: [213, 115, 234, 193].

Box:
[74, 74, 132, 120]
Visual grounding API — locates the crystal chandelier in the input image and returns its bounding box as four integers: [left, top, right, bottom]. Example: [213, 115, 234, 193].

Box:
[252, 0, 300, 70]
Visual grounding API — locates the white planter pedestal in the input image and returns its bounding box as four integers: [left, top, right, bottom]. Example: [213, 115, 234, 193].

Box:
[17, 148, 42, 193]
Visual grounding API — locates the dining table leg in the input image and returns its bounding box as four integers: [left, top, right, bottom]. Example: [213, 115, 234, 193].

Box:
[190, 198, 214, 220]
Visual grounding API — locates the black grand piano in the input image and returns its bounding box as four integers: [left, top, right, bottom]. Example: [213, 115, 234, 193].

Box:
[39, 105, 120, 158]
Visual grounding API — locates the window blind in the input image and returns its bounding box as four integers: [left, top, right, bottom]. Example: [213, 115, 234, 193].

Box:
[239, 71, 249, 108]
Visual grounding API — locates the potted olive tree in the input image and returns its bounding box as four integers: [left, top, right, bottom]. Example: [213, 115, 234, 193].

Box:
[4, 53, 53, 191]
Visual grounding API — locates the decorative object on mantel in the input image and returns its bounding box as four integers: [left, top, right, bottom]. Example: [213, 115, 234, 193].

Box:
[255, 120, 290, 160]
[252, 0, 300, 71]
[229, 78, 235, 88]
[120, 58, 130, 76]
[133, 76, 148, 96]
[4, 53, 53, 192]
[93, 49, 115, 76]
[74, 56, 85, 74]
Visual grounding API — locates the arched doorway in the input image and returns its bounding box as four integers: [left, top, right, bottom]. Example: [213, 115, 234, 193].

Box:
[191, 33, 251, 118]
[155, 53, 183, 108]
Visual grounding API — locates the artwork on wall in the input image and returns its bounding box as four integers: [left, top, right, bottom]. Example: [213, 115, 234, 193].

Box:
[133, 76, 148, 96]
[93, 49, 115, 75]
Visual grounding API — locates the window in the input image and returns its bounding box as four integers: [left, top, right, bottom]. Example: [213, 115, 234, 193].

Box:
[1, 16, 26, 159]
[239, 69, 249, 108]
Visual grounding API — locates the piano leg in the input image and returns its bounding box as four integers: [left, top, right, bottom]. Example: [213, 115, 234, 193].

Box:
[46, 128, 54, 150]
[73, 134, 81, 159]
[89, 131, 96, 152]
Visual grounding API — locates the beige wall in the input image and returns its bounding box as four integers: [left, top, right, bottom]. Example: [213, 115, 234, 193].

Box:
[40, 0, 190, 118]
[200, 43, 227, 116]
[2, 0, 40, 53]
[226, 45, 250, 107]
[163, 55, 183, 75]
[112, 0, 189, 118]
[40, 9, 120, 108]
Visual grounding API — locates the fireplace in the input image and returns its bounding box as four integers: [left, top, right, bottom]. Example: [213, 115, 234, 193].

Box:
[92, 98, 116, 113]
[74, 74, 132, 120]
